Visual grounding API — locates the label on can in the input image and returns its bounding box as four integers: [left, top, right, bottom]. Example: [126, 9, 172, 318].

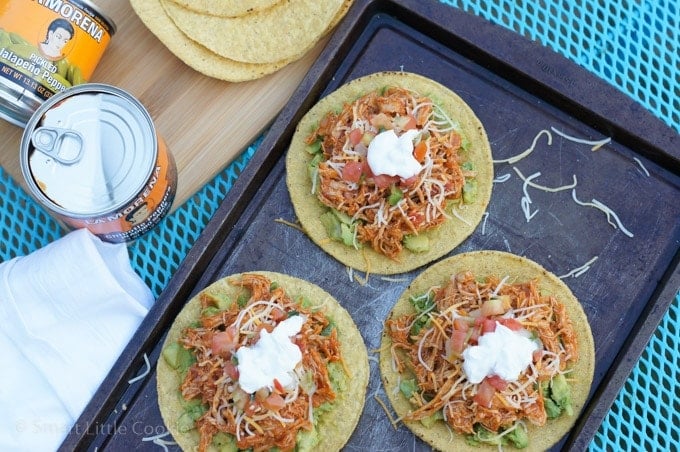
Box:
[21, 84, 177, 243]
[0, 0, 115, 125]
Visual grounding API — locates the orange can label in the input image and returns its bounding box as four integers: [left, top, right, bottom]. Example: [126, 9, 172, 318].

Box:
[0, 0, 114, 100]
[66, 136, 178, 243]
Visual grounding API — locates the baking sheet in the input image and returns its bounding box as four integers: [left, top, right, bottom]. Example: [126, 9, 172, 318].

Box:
[61, 0, 680, 450]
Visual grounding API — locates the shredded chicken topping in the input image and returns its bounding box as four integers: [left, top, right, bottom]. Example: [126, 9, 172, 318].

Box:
[178, 274, 344, 452]
[306, 86, 474, 259]
[386, 271, 578, 436]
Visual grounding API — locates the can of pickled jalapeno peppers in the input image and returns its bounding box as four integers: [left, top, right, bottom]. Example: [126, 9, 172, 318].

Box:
[0, 0, 115, 126]
[20, 83, 177, 243]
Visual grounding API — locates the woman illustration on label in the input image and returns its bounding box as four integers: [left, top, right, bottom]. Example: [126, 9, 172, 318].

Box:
[39, 18, 74, 60]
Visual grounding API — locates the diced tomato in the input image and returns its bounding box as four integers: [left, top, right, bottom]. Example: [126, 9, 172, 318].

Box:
[473, 378, 497, 408]
[497, 317, 523, 331]
[244, 400, 259, 416]
[450, 132, 462, 149]
[342, 161, 364, 183]
[262, 392, 286, 412]
[400, 175, 418, 188]
[273, 378, 285, 394]
[475, 316, 497, 334]
[453, 318, 469, 332]
[413, 141, 427, 162]
[270, 307, 287, 322]
[349, 128, 363, 146]
[408, 212, 425, 228]
[447, 329, 468, 357]
[402, 115, 417, 130]
[372, 173, 400, 189]
[469, 326, 480, 345]
[211, 326, 238, 358]
[361, 159, 373, 178]
[223, 360, 239, 380]
[392, 114, 418, 131]
[533, 349, 544, 362]
[485, 374, 509, 391]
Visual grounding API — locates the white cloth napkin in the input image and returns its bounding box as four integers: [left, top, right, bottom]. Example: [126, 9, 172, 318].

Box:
[0, 229, 154, 451]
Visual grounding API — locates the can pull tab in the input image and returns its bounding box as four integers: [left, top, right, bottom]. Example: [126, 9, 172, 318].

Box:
[31, 127, 84, 165]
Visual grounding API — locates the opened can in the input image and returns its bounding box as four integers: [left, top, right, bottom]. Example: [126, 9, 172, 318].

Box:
[21, 83, 177, 243]
[0, 0, 115, 126]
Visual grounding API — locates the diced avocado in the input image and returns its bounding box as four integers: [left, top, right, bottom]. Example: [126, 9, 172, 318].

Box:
[461, 161, 475, 171]
[466, 425, 502, 446]
[211, 432, 237, 452]
[237, 292, 250, 308]
[461, 135, 471, 150]
[544, 396, 562, 419]
[306, 140, 322, 154]
[388, 185, 403, 206]
[339, 222, 355, 247]
[321, 209, 359, 248]
[201, 306, 221, 318]
[331, 208, 353, 225]
[320, 319, 336, 336]
[506, 424, 529, 449]
[320, 210, 342, 241]
[541, 374, 574, 419]
[176, 399, 205, 433]
[550, 373, 573, 416]
[462, 179, 477, 204]
[296, 426, 320, 451]
[399, 379, 418, 399]
[202, 291, 231, 310]
[403, 234, 429, 253]
[420, 410, 444, 428]
[162, 342, 195, 373]
[328, 361, 347, 393]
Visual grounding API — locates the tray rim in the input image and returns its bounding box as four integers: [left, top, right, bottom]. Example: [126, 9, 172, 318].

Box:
[60, 0, 680, 449]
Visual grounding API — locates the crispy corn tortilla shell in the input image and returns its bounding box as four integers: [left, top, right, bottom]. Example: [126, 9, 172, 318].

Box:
[157, 271, 370, 451]
[165, 0, 281, 18]
[161, 0, 351, 64]
[286, 72, 494, 275]
[379, 251, 595, 451]
[131, 0, 295, 82]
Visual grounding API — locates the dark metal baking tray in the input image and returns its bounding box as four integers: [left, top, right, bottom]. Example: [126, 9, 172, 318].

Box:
[61, 0, 680, 450]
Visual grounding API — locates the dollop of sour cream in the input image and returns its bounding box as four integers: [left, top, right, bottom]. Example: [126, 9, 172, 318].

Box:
[462, 322, 538, 384]
[236, 314, 306, 393]
[366, 129, 421, 179]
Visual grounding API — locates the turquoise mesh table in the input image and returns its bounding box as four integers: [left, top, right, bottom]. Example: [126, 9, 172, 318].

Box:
[1, 0, 678, 449]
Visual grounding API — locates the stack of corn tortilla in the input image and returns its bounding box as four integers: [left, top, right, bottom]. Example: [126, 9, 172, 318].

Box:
[131, 0, 353, 82]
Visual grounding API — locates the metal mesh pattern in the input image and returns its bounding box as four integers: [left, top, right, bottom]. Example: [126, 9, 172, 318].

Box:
[0, 1, 677, 450]
[0, 167, 63, 260]
[443, 0, 679, 133]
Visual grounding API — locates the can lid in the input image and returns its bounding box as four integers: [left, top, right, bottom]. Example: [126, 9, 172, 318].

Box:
[27, 90, 156, 215]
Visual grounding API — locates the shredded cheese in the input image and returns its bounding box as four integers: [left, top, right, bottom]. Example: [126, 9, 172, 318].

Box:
[519, 171, 541, 222]
[141, 431, 177, 452]
[481, 211, 489, 235]
[633, 157, 650, 176]
[570, 189, 634, 237]
[493, 173, 512, 183]
[558, 256, 599, 279]
[550, 126, 611, 151]
[127, 353, 150, 384]
[493, 129, 552, 164]
[512, 167, 578, 193]
[374, 394, 400, 430]
[274, 217, 305, 233]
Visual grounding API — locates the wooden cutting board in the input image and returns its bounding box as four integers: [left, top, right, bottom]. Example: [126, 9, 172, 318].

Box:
[0, 0, 324, 211]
